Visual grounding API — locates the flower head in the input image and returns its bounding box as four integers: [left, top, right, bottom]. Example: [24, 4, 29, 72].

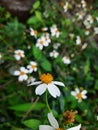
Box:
[39, 112, 81, 130]
[71, 88, 87, 102]
[76, 36, 82, 45]
[14, 67, 28, 82]
[50, 25, 60, 38]
[30, 27, 38, 38]
[28, 73, 65, 98]
[14, 50, 25, 61]
[63, 2, 69, 12]
[27, 61, 37, 73]
[62, 56, 71, 65]
[49, 50, 59, 58]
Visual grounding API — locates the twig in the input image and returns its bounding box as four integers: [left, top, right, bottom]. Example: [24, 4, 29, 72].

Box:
[21, 96, 40, 121]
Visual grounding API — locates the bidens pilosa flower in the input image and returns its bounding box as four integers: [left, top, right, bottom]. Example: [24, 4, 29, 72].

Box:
[28, 73, 65, 98]
[71, 88, 87, 102]
[14, 67, 28, 82]
[14, 50, 25, 61]
[39, 112, 81, 130]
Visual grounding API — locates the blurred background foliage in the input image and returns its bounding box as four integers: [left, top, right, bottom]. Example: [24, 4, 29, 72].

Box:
[0, 0, 98, 130]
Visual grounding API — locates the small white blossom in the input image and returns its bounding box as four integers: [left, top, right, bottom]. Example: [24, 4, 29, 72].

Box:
[62, 56, 71, 65]
[85, 29, 90, 35]
[53, 43, 60, 49]
[36, 36, 46, 50]
[41, 27, 48, 31]
[39, 112, 81, 130]
[27, 76, 36, 84]
[71, 88, 87, 102]
[28, 73, 65, 98]
[49, 50, 59, 58]
[50, 25, 60, 38]
[14, 67, 28, 82]
[76, 36, 82, 45]
[14, 50, 25, 61]
[81, 43, 88, 50]
[81, 0, 87, 8]
[30, 27, 38, 38]
[63, 2, 69, 12]
[27, 61, 37, 73]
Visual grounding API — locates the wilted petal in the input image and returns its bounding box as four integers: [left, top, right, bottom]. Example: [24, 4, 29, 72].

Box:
[48, 113, 59, 129]
[35, 83, 47, 95]
[39, 125, 54, 130]
[53, 81, 65, 87]
[67, 124, 81, 130]
[47, 83, 60, 98]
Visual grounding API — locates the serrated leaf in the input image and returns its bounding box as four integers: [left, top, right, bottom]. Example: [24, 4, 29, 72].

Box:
[9, 102, 45, 111]
[22, 119, 40, 129]
[33, 1, 40, 9]
[40, 59, 52, 71]
[32, 46, 43, 61]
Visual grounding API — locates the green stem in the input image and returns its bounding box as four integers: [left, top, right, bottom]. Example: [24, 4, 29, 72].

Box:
[46, 90, 51, 112]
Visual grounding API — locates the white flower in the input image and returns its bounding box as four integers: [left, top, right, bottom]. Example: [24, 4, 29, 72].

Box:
[62, 56, 71, 65]
[39, 112, 81, 130]
[36, 36, 46, 50]
[49, 50, 59, 58]
[14, 67, 28, 82]
[81, 0, 87, 8]
[71, 88, 87, 102]
[85, 29, 90, 35]
[76, 36, 82, 45]
[42, 33, 51, 46]
[76, 11, 85, 20]
[14, 50, 25, 61]
[30, 27, 38, 38]
[27, 61, 37, 73]
[94, 27, 98, 34]
[27, 76, 36, 84]
[28, 73, 65, 98]
[63, 2, 69, 12]
[53, 43, 60, 49]
[50, 25, 60, 38]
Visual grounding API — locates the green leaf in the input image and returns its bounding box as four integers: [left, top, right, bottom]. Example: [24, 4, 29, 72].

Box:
[75, 114, 84, 123]
[22, 119, 40, 129]
[11, 127, 24, 130]
[32, 46, 43, 61]
[33, 1, 40, 9]
[27, 16, 39, 25]
[35, 11, 42, 22]
[84, 60, 90, 75]
[9, 102, 45, 111]
[40, 59, 52, 71]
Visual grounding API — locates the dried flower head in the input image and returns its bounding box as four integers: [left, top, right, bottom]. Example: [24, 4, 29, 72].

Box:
[63, 110, 78, 124]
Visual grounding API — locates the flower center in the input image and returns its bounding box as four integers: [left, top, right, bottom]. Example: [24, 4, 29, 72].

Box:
[55, 29, 59, 33]
[20, 71, 25, 75]
[77, 93, 82, 99]
[17, 52, 22, 56]
[40, 40, 44, 45]
[34, 30, 38, 35]
[57, 128, 63, 130]
[40, 73, 53, 84]
[32, 65, 36, 69]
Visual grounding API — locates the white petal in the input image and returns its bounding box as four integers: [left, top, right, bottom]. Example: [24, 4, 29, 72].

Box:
[75, 88, 80, 94]
[18, 76, 23, 82]
[82, 95, 87, 99]
[53, 81, 65, 87]
[71, 91, 77, 96]
[67, 124, 81, 130]
[81, 90, 87, 95]
[23, 75, 28, 80]
[14, 55, 20, 60]
[47, 83, 61, 98]
[14, 71, 20, 76]
[39, 125, 54, 130]
[20, 67, 25, 71]
[28, 81, 42, 86]
[48, 112, 59, 129]
[35, 84, 47, 95]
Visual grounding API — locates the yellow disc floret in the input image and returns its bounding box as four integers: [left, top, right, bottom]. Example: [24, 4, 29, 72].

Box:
[77, 93, 82, 99]
[40, 73, 53, 84]
[57, 128, 63, 130]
